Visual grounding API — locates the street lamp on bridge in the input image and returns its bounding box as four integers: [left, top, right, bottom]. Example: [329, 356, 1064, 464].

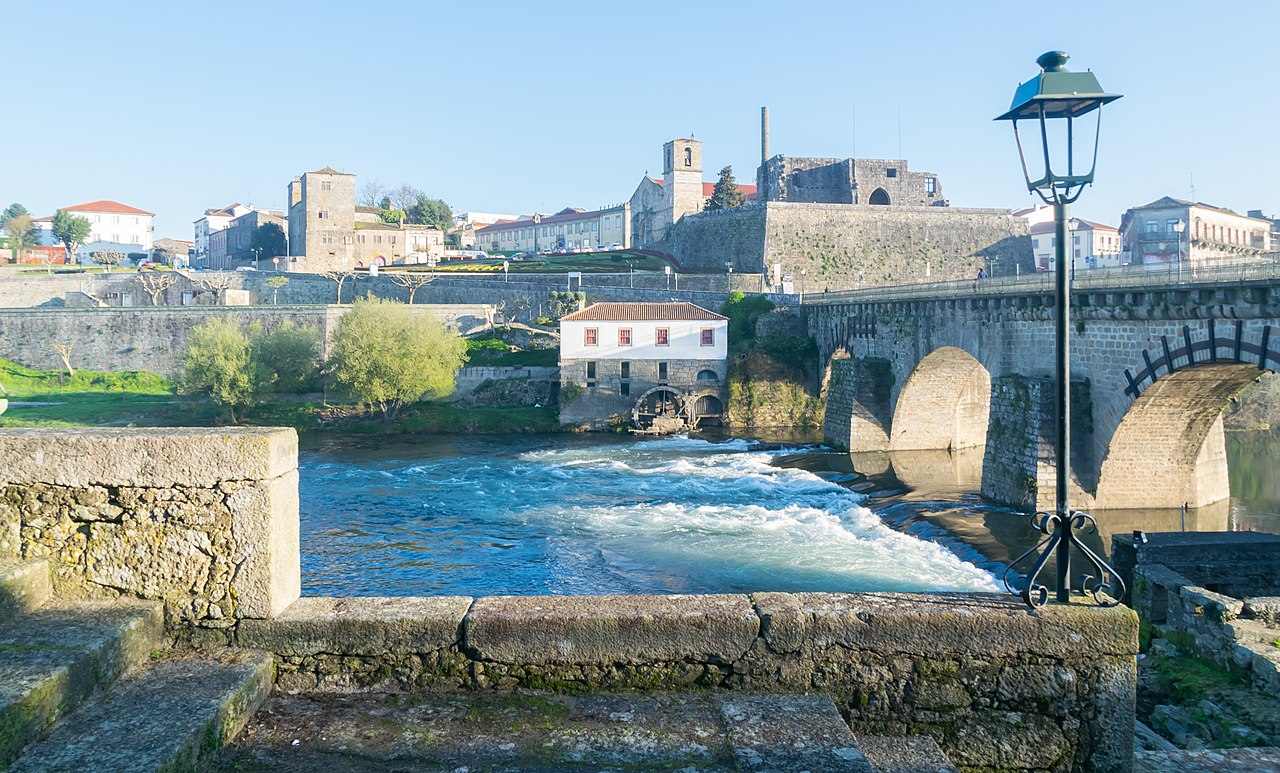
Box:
[996, 51, 1125, 608]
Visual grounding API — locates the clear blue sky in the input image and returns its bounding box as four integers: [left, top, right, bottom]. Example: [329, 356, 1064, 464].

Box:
[4, 0, 1276, 238]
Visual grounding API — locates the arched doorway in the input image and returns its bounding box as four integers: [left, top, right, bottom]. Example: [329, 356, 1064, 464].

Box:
[1094, 363, 1268, 509]
[691, 394, 725, 427]
[868, 188, 891, 206]
[889, 346, 991, 452]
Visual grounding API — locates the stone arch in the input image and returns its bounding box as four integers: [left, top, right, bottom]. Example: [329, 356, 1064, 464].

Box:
[690, 393, 725, 426]
[1094, 363, 1268, 509]
[632, 386, 687, 428]
[696, 369, 719, 383]
[889, 346, 991, 451]
[868, 187, 891, 206]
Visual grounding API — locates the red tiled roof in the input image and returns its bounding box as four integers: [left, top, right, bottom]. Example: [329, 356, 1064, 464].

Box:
[61, 200, 153, 216]
[1030, 219, 1117, 235]
[646, 177, 758, 199]
[561, 302, 727, 322]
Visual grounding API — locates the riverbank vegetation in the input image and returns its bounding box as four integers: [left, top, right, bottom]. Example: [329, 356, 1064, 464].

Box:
[719, 293, 824, 428]
[1, 302, 558, 433]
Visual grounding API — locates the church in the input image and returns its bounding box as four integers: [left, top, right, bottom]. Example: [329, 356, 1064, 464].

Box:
[627, 138, 758, 249]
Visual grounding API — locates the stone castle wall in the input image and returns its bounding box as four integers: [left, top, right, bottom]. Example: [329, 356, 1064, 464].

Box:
[663, 202, 1032, 289]
[0, 271, 763, 312]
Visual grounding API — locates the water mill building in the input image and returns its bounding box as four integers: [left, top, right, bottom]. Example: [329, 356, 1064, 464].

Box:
[558, 302, 728, 430]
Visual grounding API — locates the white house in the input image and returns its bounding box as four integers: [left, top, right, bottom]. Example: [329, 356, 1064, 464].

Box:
[1030, 218, 1123, 272]
[34, 200, 155, 261]
[558, 302, 729, 429]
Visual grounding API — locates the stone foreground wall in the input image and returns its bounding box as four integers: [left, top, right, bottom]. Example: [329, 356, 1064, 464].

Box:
[239, 592, 1138, 773]
[0, 428, 300, 627]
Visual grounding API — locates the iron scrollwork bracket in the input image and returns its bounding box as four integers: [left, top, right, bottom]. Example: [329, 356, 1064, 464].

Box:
[1003, 510, 1126, 609]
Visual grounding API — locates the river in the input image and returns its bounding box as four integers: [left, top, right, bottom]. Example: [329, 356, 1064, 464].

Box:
[297, 429, 1280, 597]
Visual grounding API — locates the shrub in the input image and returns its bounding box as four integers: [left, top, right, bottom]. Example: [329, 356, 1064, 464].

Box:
[721, 292, 774, 342]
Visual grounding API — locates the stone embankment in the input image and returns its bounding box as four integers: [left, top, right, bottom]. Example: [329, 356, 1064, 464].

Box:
[0, 428, 1141, 772]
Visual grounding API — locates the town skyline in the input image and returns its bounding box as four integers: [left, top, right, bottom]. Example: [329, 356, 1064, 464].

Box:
[4, 0, 1277, 238]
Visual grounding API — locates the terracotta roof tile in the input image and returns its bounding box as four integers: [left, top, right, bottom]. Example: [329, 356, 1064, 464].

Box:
[61, 200, 153, 216]
[561, 302, 728, 322]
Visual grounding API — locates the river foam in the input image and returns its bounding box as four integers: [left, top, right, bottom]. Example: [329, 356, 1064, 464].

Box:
[299, 434, 1000, 596]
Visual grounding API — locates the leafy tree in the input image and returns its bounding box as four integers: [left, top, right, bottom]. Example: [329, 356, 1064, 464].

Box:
[705, 166, 747, 211]
[377, 195, 392, 211]
[252, 322, 320, 396]
[90, 249, 125, 272]
[250, 222, 287, 259]
[3, 214, 38, 260]
[409, 195, 453, 232]
[50, 210, 92, 266]
[265, 275, 289, 305]
[379, 209, 406, 224]
[1, 203, 29, 229]
[327, 296, 467, 421]
[178, 318, 256, 422]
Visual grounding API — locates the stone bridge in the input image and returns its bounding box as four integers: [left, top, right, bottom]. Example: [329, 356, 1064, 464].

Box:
[806, 262, 1280, 512]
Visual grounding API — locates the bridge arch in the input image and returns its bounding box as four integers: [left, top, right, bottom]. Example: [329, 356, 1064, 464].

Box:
[1094, 363, 1269, 509]
[889, 346, 991, 451]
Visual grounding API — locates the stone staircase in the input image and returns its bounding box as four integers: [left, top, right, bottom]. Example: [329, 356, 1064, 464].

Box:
[0, 559, 272, 772]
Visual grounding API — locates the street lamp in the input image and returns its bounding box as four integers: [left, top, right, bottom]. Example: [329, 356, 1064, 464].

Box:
[725, 261, 734, 292]
[1172, 219, 1186, 282]
[251, 246, 263, 271]
[996, 50, 1124, 608]
[503, 260, 509, 282]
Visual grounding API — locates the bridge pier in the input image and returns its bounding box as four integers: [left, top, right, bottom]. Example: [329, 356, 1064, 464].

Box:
[821, 357, 892, 452]
[981, 375, 1096, 512]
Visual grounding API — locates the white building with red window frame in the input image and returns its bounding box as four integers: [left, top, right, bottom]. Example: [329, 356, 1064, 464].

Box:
[558, 302, 729, 429]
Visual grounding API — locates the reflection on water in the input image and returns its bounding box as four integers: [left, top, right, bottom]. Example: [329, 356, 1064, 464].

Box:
[783, 431, 1280, 587]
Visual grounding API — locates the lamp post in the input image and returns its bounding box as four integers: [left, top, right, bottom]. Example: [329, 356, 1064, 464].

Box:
[725, 261, 734, 292]
[1173, 219, 1186, 282]
[996, 50, 1124, 608]
[1068, 218, 1081, 281]
[503, 260, 509, 282]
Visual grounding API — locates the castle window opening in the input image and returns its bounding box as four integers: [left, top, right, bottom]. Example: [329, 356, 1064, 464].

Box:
[925, 177, 937, 194]
[684, 147, 692, 167]
[868, 188, 892, 206]
[886, 167, 897, 177]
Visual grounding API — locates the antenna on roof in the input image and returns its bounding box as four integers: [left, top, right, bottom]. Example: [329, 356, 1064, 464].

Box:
[1189, 173, 1197, 201]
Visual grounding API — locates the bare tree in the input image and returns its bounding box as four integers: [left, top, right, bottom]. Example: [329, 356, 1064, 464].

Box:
[508, 294, 533, 324]
[90, 249, 126, 273]
[265, 275, 289, 305]
[320, 270, 360, 304]
[358, 179, 388, 208]
[388, 272, 434, 304]
[136, 271, 178, 306]
[389, 184, 424, 212]
[50, 340, 76, 377]
[180, 271, 236, 304]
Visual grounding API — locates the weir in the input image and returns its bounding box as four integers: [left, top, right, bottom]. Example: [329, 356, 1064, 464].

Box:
[0, 427, 1139, 771]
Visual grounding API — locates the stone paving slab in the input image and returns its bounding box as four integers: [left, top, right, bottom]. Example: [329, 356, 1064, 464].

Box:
[720, 693, 871, 772]
[206, 691, 752, 772]
[1134, 747, 1280, 772]
[856, 735, 958, 773]
[0, 560, 48, 623]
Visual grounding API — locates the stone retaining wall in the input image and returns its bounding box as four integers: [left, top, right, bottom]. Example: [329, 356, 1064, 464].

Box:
[239, 591, 1137, 772]
[0, 428, 300, 627]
